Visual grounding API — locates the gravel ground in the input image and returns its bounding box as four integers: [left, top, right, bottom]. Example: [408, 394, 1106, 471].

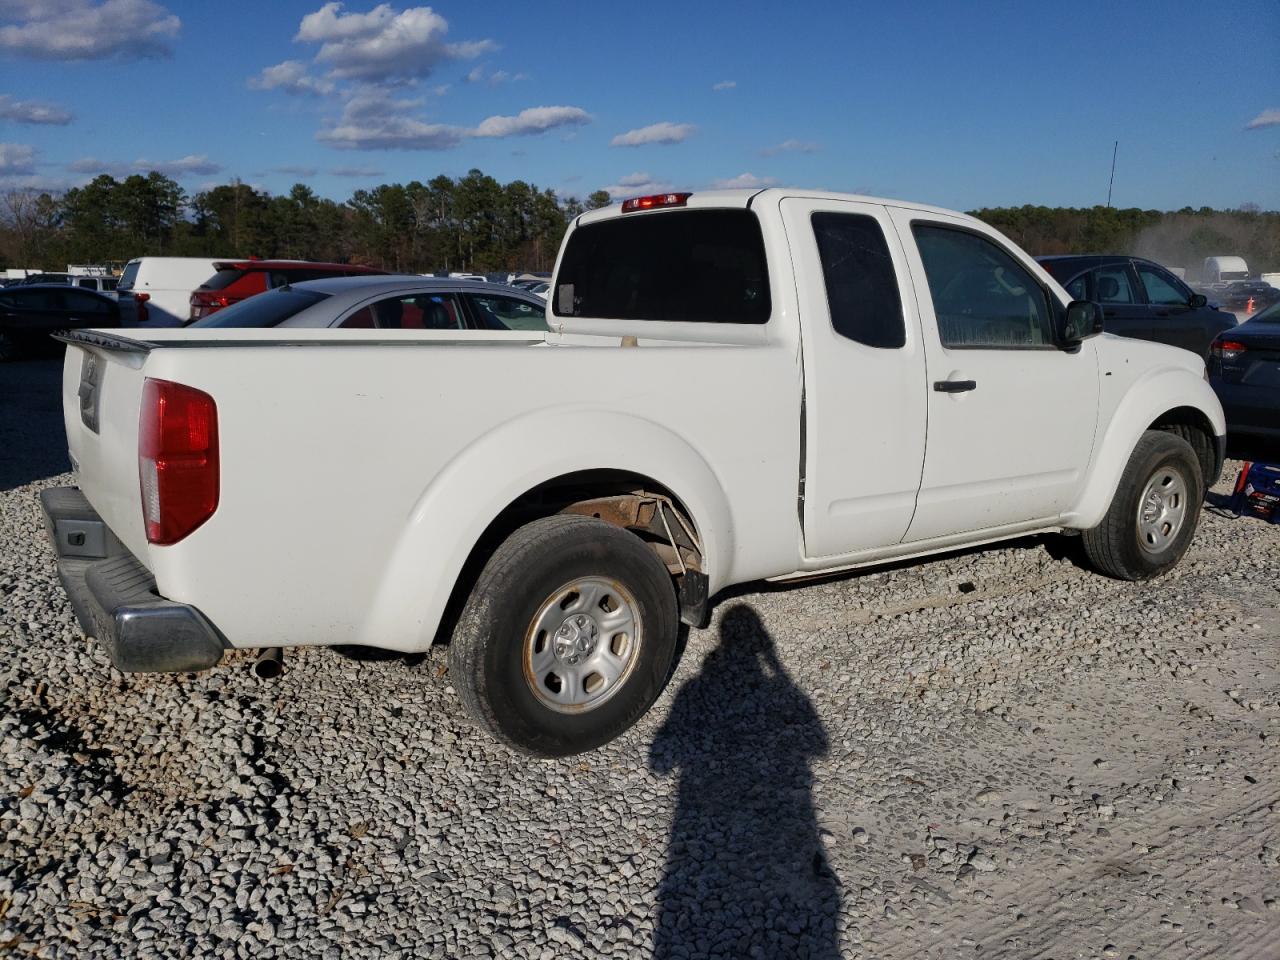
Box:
[2, 355, 1279, 959]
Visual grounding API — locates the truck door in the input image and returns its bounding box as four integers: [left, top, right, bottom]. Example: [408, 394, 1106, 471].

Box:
[780, 197, 927, 558]
[890, 209, 1099, 542]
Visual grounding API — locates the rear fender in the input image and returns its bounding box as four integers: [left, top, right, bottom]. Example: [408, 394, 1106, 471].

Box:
[1064, 368, 1225, 529]
[356, 408, 734, 651]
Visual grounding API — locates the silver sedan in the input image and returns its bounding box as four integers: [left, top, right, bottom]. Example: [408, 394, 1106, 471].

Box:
[186, 276, 549, 332]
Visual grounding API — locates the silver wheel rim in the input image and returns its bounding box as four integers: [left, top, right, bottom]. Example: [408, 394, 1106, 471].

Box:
[1136, 468, 1188, 555]
[523, 576, 642, 714]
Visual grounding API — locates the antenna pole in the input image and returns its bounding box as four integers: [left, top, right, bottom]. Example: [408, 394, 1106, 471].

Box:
[1106, 141, 1118, 207]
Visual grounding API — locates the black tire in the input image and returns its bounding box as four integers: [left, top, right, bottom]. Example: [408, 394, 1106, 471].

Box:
[1081, 430, 1203, 581]
[448, 514, 679, 757]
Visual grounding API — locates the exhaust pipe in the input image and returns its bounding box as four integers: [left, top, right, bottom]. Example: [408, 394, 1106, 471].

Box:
[253, 647, 284, 679]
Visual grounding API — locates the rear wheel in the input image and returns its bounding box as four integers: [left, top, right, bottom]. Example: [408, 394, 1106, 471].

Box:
[449, 514, 679, 757]
[1081, 430, 1203, 580]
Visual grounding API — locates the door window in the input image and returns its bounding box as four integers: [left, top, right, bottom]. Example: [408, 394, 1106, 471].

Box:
[343, 294, 464, 329]
[912, 225, 1053, 348]
[812, 213, 905, 348]
[1064, 274, 1087, 300]
[466, 294, 548, 331]
[64, 291, 113, 314]
[1135, 263, 1189, 305]
[1092, 266, 1136, 304]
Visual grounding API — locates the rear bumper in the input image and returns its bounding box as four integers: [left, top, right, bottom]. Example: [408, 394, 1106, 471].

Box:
[40, 487, 225, 673]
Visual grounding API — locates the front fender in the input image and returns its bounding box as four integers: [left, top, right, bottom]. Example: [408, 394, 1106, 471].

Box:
[356, 407, 735, 652]
[1064, 366, 1225, 529]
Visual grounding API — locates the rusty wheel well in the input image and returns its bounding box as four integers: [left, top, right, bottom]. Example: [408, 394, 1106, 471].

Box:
[1149, 407, 1219, 485]
[431, 470, 701, 646]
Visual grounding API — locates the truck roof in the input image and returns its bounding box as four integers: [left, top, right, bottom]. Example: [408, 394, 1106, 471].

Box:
[576, 187, 980, 227]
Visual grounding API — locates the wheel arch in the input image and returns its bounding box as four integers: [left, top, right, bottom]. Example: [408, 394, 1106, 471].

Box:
[355, 408, 734, 652]
[1065, 369, 1225, 530]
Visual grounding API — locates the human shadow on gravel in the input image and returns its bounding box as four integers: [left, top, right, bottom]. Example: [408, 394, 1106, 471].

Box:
[649, 604, 840, 959]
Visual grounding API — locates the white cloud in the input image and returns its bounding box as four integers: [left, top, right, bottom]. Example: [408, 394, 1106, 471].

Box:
[318, 93, 591, 150]
[599, 172, 677, 198]
[760, 138, 818, 156]
[249, 60, 335, 96]
[1245, 108, 1280, 130]
[464, 66, 523, 86]
[0, 142, 37, 174]
[472, 106, 591, 138]
[316, 87, 462, 150]
[610, 122, 696, 147]
[0, 93, 72, 124]
[67, 154, 222, 177]
[711, 172, 778, 190]
[0, 0, 180, 60]
[330, 164, 385, 177]
[294, 2, 494, 83]
[712, 80, 736, 91]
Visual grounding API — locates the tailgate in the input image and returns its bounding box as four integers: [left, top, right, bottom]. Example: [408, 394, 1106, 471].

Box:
[60, 331, 154, 564]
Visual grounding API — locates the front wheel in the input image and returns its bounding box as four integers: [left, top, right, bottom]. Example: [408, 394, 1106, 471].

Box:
[449, 514, 679, 757]
[1081, 430, 1203, 580]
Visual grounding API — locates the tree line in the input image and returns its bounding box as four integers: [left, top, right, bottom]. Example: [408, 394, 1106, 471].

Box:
[1, 172, 1276, 276]
[0, 170, 612, 274]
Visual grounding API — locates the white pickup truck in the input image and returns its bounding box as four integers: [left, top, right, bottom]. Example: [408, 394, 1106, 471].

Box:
[42, 189, 1225, 756]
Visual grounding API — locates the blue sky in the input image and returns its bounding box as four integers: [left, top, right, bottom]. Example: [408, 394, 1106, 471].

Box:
[2, 0, 1277, 210]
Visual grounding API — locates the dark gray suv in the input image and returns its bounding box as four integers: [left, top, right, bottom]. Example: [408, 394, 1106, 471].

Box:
[1038, 255, 1235, 359]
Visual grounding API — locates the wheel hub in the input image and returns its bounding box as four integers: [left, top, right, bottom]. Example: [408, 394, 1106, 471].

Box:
[523, 577, 642, 714]
[1136, 468, 1188, 555]
[553, 614, 599, 665]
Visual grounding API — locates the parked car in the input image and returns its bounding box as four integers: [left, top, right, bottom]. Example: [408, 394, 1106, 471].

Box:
[1208, 302, 1280, 444]
[42, 188, 1223, 757]
[1217, 280, 1280, 315]
[188, 276, 549, 331]
[11, 272, 119, 296]
[0, 284, 121, 360]
[188, 260, 388, 322]
[1038, 255, 1235, 359]
[117, 257, 223, 328]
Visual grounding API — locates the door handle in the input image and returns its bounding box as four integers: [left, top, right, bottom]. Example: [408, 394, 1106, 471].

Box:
[933, 379, 977, 393]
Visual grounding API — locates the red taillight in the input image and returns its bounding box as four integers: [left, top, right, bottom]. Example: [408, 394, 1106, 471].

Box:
[138, 378, 219, 545]
[189, 291, 231, 320]
[1211, 338, 1247, 361]
[134, 291, 150, 324]
[621, 192, 692, 212]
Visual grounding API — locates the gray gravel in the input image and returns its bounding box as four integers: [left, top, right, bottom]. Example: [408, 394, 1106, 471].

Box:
[2, 355, 1279, 958]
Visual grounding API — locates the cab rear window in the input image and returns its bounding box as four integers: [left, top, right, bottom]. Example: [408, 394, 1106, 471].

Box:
[553, 210, 770, 324]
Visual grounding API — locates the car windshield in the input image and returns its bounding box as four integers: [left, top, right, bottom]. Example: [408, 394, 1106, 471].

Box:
[190, 287, 329, 327]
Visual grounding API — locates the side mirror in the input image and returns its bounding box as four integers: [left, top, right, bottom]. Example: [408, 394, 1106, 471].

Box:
[1189, 293, 1208, 308]
[1061, 299, 1104, 346]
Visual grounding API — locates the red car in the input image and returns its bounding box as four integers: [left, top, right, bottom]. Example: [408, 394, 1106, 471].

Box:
[188, 260, 387, 322]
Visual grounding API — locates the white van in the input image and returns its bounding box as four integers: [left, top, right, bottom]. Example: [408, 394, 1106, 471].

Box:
[1202, 256, 1249, 286]
[117, 257, 225, 327]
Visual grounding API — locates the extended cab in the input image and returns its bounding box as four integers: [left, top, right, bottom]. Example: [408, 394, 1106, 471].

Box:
[42, 189, 1225, 756]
